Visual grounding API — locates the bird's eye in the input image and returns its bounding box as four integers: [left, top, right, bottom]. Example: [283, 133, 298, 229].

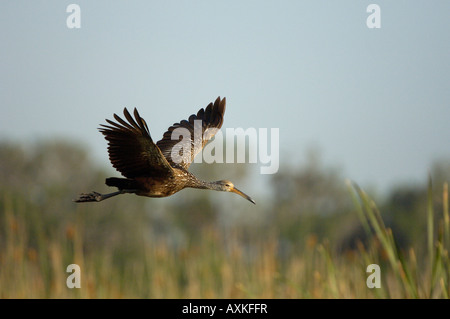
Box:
[225, 184, 230, 187]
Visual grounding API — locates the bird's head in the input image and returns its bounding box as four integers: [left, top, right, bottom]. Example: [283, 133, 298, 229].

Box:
[216, 180, 256, 204]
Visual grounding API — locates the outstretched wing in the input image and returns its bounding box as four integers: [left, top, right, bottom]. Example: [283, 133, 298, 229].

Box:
[99, 108, 174, 178]
[156, 97, 226, 170]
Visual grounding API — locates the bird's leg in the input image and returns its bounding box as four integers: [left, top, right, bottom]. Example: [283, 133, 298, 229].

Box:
[73, 190, 125, 203]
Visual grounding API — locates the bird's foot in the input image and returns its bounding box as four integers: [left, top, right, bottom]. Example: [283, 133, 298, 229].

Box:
[73, 192, 103, 203]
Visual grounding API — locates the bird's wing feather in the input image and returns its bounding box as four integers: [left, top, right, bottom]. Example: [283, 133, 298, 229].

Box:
[156, 97, 226, 170]
[99, 108, 174, 178]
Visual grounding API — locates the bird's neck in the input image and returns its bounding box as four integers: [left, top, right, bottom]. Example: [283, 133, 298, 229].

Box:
[186, 176, 221, 191]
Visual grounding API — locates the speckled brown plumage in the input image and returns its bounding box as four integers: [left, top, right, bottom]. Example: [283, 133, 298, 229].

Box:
[74, 97, 255, 204]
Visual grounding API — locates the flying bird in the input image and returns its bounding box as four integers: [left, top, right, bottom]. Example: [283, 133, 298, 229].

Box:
[74, 97, 255, 204]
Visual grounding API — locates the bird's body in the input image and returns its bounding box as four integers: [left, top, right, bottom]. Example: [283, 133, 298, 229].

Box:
[74, 97, 255, 204]
[106, 169, 209, 197]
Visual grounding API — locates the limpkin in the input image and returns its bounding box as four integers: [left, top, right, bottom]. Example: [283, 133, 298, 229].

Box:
[74, 97, 255, 204]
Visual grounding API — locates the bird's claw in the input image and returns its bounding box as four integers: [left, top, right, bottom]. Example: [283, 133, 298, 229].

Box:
[73, 191, 103, 202]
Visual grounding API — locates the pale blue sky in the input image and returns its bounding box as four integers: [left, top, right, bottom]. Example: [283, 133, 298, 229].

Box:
[1, 1, 449, 194]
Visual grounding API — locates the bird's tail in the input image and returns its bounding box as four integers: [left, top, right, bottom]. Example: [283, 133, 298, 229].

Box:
[105, 177, 139, 190]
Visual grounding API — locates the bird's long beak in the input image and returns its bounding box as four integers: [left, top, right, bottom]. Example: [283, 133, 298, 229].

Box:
[231, 187, 256, 205]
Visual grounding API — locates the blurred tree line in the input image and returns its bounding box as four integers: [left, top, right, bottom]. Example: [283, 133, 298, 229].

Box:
[0, 139, 449, 263]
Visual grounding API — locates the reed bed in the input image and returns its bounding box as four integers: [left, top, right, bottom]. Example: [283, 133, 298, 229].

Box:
[0, 181, 448, 298]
